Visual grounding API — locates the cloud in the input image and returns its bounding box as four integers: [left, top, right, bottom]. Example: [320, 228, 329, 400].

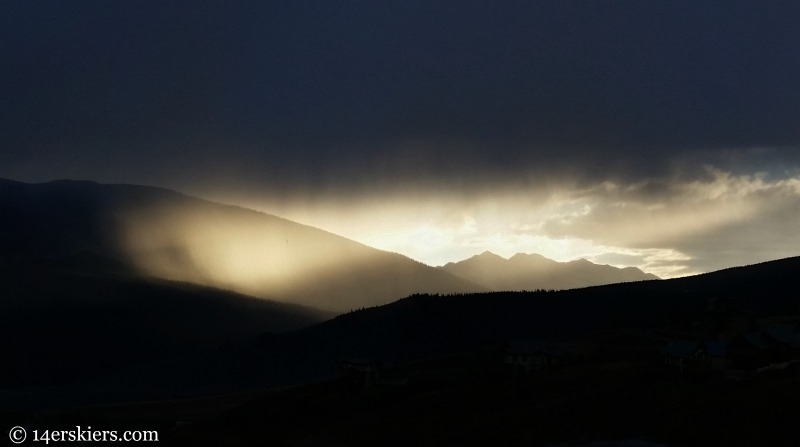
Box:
[539, 167, 800, 273]
[241, 160, 800, 278]
[3, 2, 799, 278]
[4, 2, 800, 201]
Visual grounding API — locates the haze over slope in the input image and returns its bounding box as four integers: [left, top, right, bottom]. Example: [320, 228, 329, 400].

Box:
[441, 251, 658, 291]
[0, 178, 332, 389]
[0, 179, 481, 312]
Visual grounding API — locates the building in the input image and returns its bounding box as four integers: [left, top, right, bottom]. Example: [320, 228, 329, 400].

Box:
[339, 358, 380, 390]
[662, 324, 800, 379]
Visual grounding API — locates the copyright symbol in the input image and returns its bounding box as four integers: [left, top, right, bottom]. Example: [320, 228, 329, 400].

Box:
[9, 426, 26, 444]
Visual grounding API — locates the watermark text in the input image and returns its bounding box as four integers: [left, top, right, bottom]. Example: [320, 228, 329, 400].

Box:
[9, 426, 158, 444]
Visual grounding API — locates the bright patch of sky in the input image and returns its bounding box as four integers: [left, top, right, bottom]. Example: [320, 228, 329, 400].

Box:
[241, 166, 800, 278]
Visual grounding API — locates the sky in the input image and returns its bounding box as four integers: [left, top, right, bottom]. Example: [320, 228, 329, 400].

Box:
[2, 1, 800, 277]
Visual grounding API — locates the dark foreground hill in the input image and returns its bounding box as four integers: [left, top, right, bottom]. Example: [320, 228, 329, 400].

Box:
[441, 250, 659, 290]
[6, 255, 796, 411]
[3, 257, 797, 447]
[166, 359, 800, 447]
[0, 259, 330, 391]
[0, 178, 482, 313]
[217, 255, 798, 390]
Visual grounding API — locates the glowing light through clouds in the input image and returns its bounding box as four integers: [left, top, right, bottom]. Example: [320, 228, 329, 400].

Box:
[244, 164, 800, 278]
[3, 2, 800, 279]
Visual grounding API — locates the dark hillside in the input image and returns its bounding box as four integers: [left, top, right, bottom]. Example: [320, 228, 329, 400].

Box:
[0, 262, 329, 390]
[49, 256, 798, 406]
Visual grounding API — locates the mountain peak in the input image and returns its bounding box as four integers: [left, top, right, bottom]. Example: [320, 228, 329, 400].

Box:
[441, 251, 507, 268]
[476, 250, 504, 259]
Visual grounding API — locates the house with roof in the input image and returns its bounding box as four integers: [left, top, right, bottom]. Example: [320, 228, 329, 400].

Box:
[662, 324, 800, 379]
[764, 324, 800, 360]
[727, 325, 800, 376]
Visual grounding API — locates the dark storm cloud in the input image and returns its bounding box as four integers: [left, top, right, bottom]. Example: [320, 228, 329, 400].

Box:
[2, 0, 800, 194]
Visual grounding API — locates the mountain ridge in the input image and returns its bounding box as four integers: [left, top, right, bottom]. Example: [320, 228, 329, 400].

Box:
[440, 250, 658, 291]
[0, 178, 484, 312]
